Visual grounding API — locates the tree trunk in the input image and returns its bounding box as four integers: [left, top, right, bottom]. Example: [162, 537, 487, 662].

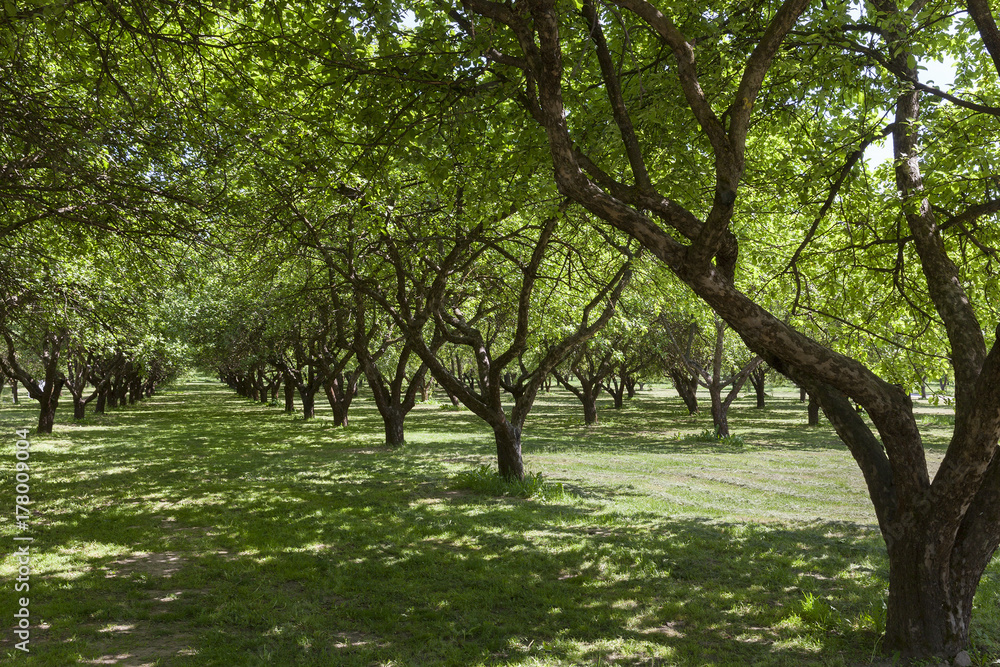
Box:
[300, 392, 315, 420]
[605, 377, 625, 409]
[881, 526, 993, 659]
[11, 380, 18, 404]
[283, 378, 296, 413]
[493, 421, 525, 481]
[95, 386, 108, 413]
[129, 376, 142, 404]
[669, 369, 699, 414]
[324, 373, 357, 427]
[554, 370, 602, 425]
[36, 380, 64, 434]
[382, 408, 406, 447]
[799, 386, 807, 402]
[709, 385, 728, 437]
[73, 396, 86, 421]
[114, 372, 129, 406]
[749, 366, 767, 408]
[582, 384, 599, 425]
[808, 394, 821, 426]
[324, 381, 348, 427]
[38, 401, 56, 433]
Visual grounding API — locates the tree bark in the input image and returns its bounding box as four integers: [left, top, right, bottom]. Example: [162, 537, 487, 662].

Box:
[708, 384, 729, 437]
[282, 372, 296, 413]
[128, 374, 142, 404]
[36, 379, 65, 434]
[73, 396, 86, 421]
[493, 421, 525, 481]
[300, 390, 315, 420]
[95, 385, 108, 413]
[624, 375, 637, 399]
[382, 407, 406, 447]
[808, 393, 821, 426]
[669, 368, 699, 414]
[323, 370, 359, 427]
[749, 365, 767, 408]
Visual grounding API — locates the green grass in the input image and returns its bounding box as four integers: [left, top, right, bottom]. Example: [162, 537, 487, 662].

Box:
[1, 380, 998, 666]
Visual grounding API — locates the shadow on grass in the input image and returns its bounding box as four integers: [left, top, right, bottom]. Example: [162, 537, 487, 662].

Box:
[1, 380, 989, 666]
[18, 465, 892, 666]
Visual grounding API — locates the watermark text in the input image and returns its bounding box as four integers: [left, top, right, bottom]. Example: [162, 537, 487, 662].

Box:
[13, 428, 32, 652]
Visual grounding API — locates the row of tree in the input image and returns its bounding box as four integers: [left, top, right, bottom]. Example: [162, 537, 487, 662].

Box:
[2, 0, 997, 660]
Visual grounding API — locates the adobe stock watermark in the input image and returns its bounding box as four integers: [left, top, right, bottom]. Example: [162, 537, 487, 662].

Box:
[13, 428, 32, 653]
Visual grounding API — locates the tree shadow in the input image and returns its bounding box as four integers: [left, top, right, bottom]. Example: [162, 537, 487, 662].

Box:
[2, 379, 984, 666]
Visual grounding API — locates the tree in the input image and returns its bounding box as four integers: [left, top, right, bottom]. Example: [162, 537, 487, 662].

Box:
[553, 340, 614, 425]
[662, 314, 762, 437]
[458, 0, 1000, 658]
[357, 197, 634, 480]
[352, 290, 433, 446]
[747, 363, 770, 409]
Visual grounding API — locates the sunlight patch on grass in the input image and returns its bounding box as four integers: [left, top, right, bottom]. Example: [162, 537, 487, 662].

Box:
[2, 380, 996, 666]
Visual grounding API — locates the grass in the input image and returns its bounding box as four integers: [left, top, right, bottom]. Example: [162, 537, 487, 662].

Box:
[0, 379, 998, 666]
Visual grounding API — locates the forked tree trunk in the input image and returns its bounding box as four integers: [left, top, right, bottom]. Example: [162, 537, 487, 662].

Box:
[669, 369, 699, 414]
[604, 376, 626, 409]
[555, 369, 603, 425]
[36, 380, 64, 434]
[708, 385, 728, 437]
[324, 379, 351, 427]
[749, 366, 767, 408]
[807, 380, 1000, 662]
[300, 390, 315, 420]
[881, 512, 997, 658]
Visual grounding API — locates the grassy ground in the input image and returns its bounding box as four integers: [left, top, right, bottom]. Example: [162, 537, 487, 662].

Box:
[1, 379, 998, 666]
